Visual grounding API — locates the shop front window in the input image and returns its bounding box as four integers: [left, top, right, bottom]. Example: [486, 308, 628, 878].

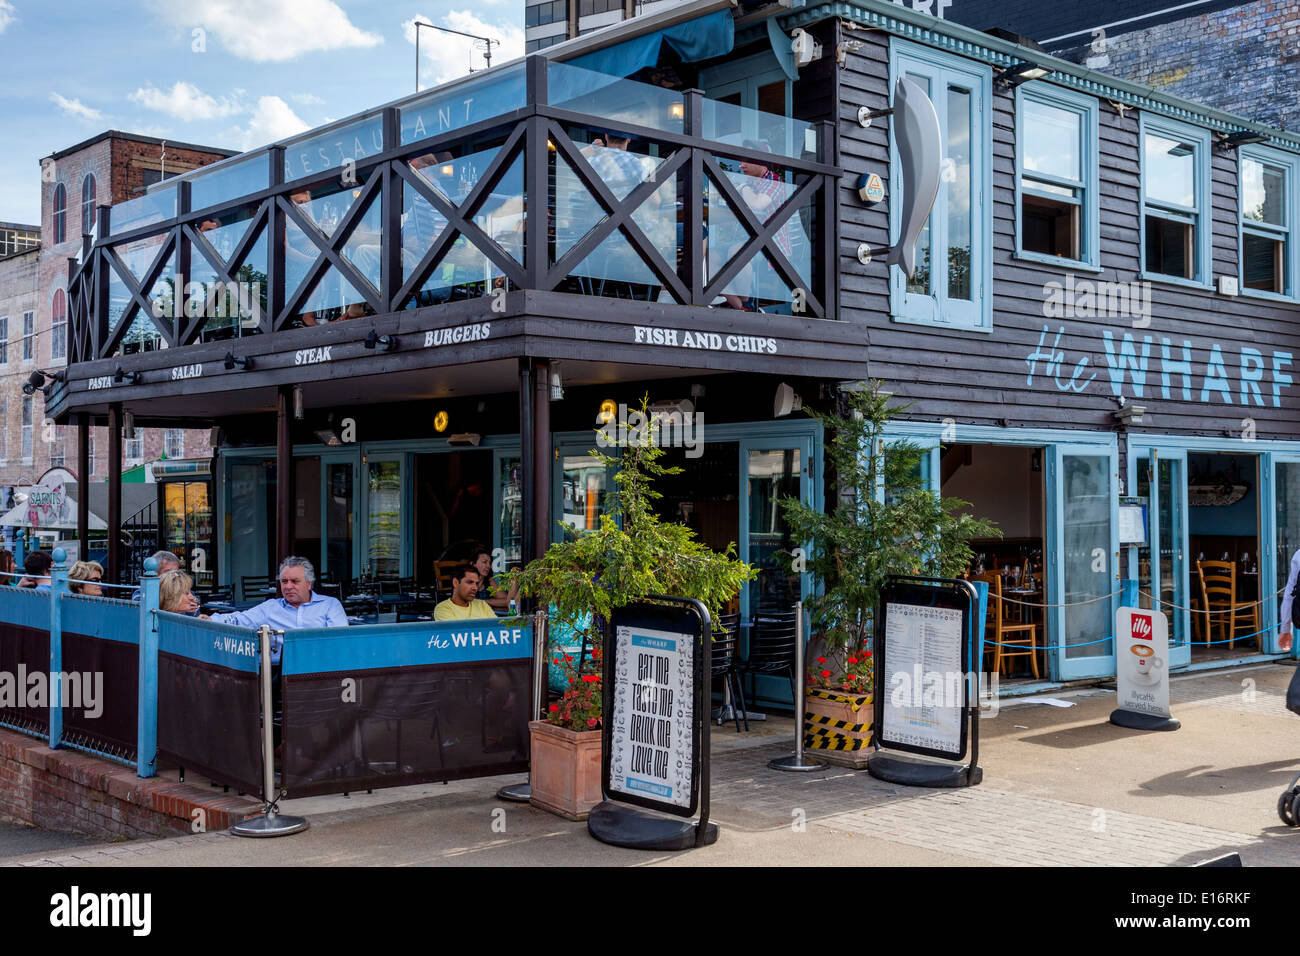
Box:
[367, 459, 403, 577]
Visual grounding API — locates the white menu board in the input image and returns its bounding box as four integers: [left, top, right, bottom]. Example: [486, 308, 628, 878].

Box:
[881, 602, 965, 756]
[608, 625, 694, 808]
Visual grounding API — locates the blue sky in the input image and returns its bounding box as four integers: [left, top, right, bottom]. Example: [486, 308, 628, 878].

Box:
[0, 0, 525, 224]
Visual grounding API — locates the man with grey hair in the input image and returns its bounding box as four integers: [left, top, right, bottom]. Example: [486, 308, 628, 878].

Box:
[209, 555, 347, 663]
[132, 550, 186, 603]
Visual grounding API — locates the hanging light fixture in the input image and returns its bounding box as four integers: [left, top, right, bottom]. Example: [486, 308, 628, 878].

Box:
[293, 384, 305, 420]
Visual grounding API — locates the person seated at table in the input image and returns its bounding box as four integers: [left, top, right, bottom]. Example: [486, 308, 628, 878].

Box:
[67, 560, 104, 596]
[132, 550, 181, 601]
[17, 550, 52, 589]
[434, 564, 497, 621]
[159, 569, 202, 616]
[468, 547, 518, 614]
[209, 556, 348, 663]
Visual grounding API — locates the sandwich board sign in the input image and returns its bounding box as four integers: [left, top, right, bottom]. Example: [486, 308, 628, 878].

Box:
[592, 597, 716, 850]
[1110, 606, 1179, 731]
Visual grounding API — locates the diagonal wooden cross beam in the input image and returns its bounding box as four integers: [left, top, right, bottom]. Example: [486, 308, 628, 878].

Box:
[99, 231, 177, 358]
[544, 125, 689, 302]
[700, 157, 823, 315]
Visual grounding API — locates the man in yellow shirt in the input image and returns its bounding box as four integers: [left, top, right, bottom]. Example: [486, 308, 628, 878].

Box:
[434, 564, 498, 620]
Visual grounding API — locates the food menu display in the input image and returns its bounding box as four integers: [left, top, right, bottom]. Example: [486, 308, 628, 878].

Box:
[880, 602, 965, 758]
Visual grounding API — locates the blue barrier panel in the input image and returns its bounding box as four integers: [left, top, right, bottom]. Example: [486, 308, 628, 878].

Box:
[58, 594, 140, 764]
[155, 613, 263, 793]
[0, 587, 52, 737]
[280, 619, 532, 797]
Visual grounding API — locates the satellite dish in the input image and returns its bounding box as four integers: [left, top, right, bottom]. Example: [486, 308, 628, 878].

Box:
[774, 383, 802, 418]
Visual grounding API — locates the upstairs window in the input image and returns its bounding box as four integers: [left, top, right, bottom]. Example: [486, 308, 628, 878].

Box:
[1017, 85, 1098, 267]
[0, 316, 7, 364]
[51, 290, 66, 362]
[52, 183, 67, 244]
[81, 174, 97, 235]
[889, 41, 991, 330]
[1240, 147, 1295, 298]
[1141, 117, 1211, 285]
[21, 311, 33, 362]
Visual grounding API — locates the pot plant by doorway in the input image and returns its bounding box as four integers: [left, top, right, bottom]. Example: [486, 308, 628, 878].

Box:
[780, 382, 999, 767]
[504, 398, 755, 819]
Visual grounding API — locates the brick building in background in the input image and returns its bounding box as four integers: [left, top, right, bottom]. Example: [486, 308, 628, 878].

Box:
[0, 132, 235, 498]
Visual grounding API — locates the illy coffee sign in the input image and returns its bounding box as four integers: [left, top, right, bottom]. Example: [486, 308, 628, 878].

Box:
[1113, 606, 1178, 730]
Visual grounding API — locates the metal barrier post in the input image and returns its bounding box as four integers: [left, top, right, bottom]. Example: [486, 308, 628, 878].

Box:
[48, 548, 68, 749]
[13, 528, 24, 568]
[232, 625, 308, 836]
[769, 600, 825, 772]
[1122, 578, 1139, 609]
[136, 557, 160, 777]
[498, 608, 547, 802]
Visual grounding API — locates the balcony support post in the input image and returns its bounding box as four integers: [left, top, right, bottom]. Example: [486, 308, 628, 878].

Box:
[77, 413, 89, 549]
[107, 403, 122, 584]
[276, 384, 293, 564]
[381, 108, 401, 312]
[683, 89, 705, 306]
[525, 56, 550, 291]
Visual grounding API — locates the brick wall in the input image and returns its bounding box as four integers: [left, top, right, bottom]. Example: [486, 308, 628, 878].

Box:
[0, 728, 259, 840]
[0, 134, 235, 491]
[1060, 0, 1300, 130]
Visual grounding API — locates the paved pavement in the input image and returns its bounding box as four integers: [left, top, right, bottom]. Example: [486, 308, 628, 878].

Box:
[4, 662, 1300, 866]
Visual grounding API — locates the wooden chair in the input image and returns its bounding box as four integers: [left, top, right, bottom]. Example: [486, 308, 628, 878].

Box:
[972, 572, 1039, 678]
[1196, 560, 1260, 649]
[432, 560, 460, 597]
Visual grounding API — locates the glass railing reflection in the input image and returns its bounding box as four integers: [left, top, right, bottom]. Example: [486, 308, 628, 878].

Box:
[400, 63, 527, 146]
[109, 186, 177, 236]
[549, 61, 684, 135]
[701, 99, 817, 160]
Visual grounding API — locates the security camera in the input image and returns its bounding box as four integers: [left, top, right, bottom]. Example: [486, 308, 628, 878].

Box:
[21, 383, 35, 396]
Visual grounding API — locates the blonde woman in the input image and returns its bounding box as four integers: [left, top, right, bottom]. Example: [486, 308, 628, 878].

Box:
[67, 561, 105, 596]
[159, 570, 202, 616]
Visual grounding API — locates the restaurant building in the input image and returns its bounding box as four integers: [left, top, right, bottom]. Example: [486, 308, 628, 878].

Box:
[49, 0, 1300, 695]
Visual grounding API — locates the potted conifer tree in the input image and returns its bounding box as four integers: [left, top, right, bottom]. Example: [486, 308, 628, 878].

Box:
[504, 400, 754, 819]
[780, 382, 998, 767]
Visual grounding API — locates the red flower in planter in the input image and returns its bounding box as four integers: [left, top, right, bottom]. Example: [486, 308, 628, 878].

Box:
[549, 704, 559, 713]
[848, 657, 858, 665]
[821, 669, 832, 678]
[587, 718, 598, 728]
[817, 656, 826, 664]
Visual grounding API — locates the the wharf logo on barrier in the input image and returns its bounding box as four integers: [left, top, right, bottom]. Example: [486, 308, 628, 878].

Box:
[283, 622, 531, 675]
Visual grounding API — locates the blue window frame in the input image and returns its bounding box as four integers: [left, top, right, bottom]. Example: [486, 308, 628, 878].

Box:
[888, 40, 992, 332]
[1140, 115, 1212, 288]
[1015, 83, 1099, 270]
[1238, 144, 1297, 300]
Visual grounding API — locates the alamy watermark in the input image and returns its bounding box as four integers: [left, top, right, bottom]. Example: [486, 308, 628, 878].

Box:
[0, 666, 103, 718]
[888, 666, 1000, 717]
[595, 403, 704, 459]
[1042, 274, 1152, 328]
[151, 280, 261, 322]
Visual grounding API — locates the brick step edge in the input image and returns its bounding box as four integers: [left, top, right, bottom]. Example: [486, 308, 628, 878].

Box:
[0, 728, 261, 841]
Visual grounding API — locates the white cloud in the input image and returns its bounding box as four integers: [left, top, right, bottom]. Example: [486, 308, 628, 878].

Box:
[150, 0, 382, 63]
[129, 81, 243, 120]
[291, 93, 325, 106]
[231, 95, 310, 150]
[403, 12, 524, 85]
[49, 93, 103, 122]
[0, 1, 17, 33]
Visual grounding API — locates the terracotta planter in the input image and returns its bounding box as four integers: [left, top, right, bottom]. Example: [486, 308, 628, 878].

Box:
[803, 690, 874, 769]
[528, 720, 604, 821]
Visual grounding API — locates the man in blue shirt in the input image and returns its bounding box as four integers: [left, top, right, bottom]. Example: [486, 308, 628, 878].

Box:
[209, 556, 347, 663]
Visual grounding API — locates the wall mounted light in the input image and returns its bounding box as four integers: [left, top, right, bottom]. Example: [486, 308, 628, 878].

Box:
[113, 366, 141, 386]
[995, 62, 1052, 88]
[293, 384, 304, 421]
[223, 352, 252, 371]
[1114, 405, 1146, 426]
[1219, 130, 1269, 150]
[364, 329, 398, 352]
[434, 410, 449, 433]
